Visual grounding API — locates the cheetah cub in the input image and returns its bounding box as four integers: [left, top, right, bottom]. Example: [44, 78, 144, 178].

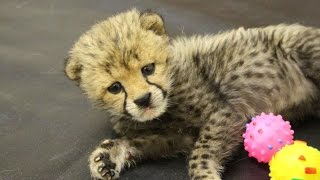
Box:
[65, 9, 320, 180]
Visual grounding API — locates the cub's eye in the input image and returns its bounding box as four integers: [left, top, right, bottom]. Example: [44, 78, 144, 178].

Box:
[107, 82, 122, 94]
[141, 63, 155, 76]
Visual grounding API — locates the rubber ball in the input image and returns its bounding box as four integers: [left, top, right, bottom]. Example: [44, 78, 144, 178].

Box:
[269, 140, 320, 180]
[243, 113, 294, 163]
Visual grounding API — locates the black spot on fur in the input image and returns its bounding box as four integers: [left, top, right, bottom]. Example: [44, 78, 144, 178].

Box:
[262, 45, 269, 53]
[201, 165, 209, 169]
[223, 112, 231, 118]
[191, 163, 197, 169]
[74, 65, 82, 78]
[231, 60, 245, 71]
[204, 135, 213, 140]
[254, 72, 264, 78]
[212, 107, 218, 113]
[204, 126, 210, 131]
[201, 103, 208, 109]
[250, 84, 271, 94]
[97, 39, 104, 50]
[174, 81, 182, 87]
[105, 62, 113, 74]
[191, 155, 198, 160]
[254, 62, 263, 67]
[268, 58, 275, 64]
[230, 75, 239, 81]
[201, 154, 211, 159]
[202, 144, 210, 148]
[209, 119, 217, 125]
[271, 49, 279, 59]
[244, 71, 253, 78]
[207, 83, 228, 103]
[201, 161, 208, 166]
[187, 94, 195, 100]
[200, 67, 210, 81]
[188, 105, 195, 111]
[190, 173, 194, 178]
[194, 108, 202, 117]
[200, 140, 208, 144]
[193, 53, 201, 67]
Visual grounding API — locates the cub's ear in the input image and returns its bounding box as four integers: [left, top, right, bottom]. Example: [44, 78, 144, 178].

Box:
[64, 55, 82, 83]
[140, 10, 166, 35]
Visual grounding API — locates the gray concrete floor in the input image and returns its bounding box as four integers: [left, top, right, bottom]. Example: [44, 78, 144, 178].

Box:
[0, 0, 319, 180]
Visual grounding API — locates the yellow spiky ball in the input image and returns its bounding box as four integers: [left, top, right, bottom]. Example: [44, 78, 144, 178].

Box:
[269, 140, 320, 180]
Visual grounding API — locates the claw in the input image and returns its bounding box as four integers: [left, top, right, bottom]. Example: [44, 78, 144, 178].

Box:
[98, 164, 105, 172]
[101, 170, 108, 177]
[94, 156, 102, 162]
[101, 141, 114, 149]
[102, 139, 111, 144]
[95, 153, 105, 162]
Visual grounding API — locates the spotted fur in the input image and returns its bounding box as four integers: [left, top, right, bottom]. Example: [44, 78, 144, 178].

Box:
[65, 9, 320, 180]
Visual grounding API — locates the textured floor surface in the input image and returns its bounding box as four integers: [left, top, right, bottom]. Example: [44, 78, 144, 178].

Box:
[0, 0, 319, 179]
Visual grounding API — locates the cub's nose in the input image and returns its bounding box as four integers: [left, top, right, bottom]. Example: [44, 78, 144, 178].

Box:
[134, 93, 151, 108]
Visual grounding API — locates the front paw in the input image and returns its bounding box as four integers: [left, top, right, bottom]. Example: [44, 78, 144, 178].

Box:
[89, 140, 128, 180]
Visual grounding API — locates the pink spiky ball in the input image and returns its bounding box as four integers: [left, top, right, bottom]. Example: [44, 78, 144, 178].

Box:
[242, 113, 294, 163]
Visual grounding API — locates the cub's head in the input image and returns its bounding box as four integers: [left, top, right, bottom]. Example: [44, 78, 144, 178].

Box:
[65, 9, 171, 122]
